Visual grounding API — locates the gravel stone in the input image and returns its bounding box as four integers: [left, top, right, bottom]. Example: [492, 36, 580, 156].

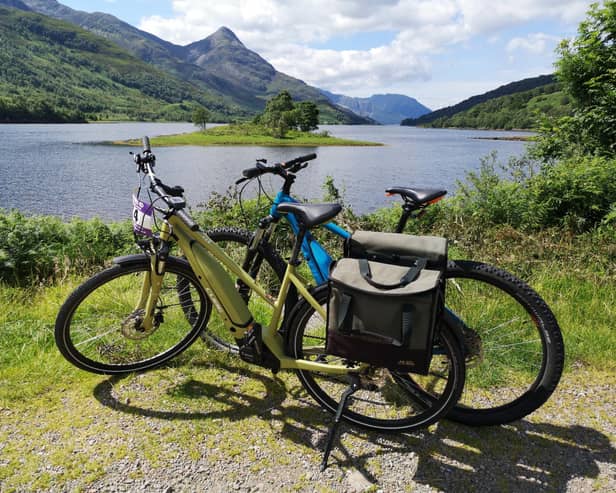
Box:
[2, 368, 614, 492]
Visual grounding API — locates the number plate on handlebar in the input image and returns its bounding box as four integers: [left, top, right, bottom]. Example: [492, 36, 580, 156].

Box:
[132, 193, 154, 237]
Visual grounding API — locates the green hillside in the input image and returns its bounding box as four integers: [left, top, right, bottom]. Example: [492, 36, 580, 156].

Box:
[0, 6, 242, 122]
[426, 83, 573, 130]
[401, 75, 570, 129]
[16, 0, 369, 124]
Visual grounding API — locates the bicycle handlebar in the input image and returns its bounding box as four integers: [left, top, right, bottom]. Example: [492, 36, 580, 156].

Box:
[237, 153, 317, 184]
[285, 153, 317, 167]
[134, 136, 200, 232]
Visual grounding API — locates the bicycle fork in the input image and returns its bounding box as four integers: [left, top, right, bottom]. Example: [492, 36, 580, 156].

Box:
[131, 228, 172, 335]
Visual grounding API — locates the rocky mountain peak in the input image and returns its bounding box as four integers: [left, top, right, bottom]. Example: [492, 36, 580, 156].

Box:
[186, 26, 245, 54]
[210, 26, 243, 45]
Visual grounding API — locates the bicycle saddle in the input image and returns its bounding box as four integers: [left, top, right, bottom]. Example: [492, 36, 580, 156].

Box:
[277, 202, 342, 228]
[386, 187, 447, 205]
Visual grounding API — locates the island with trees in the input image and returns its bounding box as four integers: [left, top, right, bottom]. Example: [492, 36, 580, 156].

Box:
[118, 91, 382, 146]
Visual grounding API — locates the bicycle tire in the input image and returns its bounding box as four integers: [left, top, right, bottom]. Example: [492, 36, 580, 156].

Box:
[288, 285, 465, 432]
[55, 255, 211, 375]
[197, 227, 288, 352]
[444, 260, 564, 425]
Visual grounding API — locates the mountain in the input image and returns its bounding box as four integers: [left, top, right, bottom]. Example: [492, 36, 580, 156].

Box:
[0, 5, 237, 122]
[321, 91, 431, 124]
[16, 0, 369, 123]
[421, 83, 572, 130]
[402, 74, 556, 126]
[1, 0, 30, 8]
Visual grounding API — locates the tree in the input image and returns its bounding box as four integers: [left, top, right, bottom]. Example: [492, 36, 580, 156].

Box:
[261, 109, 295, 138]
[192, 106, 210, 130]
[295, 101, 319, 131]
[264, 90, 295, 114]
[260, 91, 297, 138]
[535, 1, 616, 159]
[258, 91, 321, 137]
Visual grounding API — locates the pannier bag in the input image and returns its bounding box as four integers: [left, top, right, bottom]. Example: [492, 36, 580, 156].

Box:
[326, 257, 444, 374]
[346, 230, 448, 270]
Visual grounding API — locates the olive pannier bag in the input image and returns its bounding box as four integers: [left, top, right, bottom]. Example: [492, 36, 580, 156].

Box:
[326, 255, 444, 375]
[345, 230, 448, 270]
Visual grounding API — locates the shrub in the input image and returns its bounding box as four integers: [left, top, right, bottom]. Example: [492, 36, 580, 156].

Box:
[445, 152, 543, 230]
[531, 155, 616, 231]
[0, 210, 132, 285]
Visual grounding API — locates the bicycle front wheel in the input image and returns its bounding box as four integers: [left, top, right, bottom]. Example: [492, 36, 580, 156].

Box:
[55, 256, 211, 374]
[288, 286, 465, 432]
[444, 260, 564, 426]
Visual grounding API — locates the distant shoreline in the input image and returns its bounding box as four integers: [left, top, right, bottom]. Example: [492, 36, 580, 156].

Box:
[470, 135, 535, 142]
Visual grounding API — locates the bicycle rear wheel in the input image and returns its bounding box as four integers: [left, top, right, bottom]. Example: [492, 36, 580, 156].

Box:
[55, 256, 210, 374]
[288, 286, 465, 432]
[444, 260, 564, 425]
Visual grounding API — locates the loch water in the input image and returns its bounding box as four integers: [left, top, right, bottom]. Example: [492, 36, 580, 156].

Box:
[0, 123, 532, 220]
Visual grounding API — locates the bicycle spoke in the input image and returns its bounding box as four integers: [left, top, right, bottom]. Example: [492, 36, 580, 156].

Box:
[74, 328, 119, 347]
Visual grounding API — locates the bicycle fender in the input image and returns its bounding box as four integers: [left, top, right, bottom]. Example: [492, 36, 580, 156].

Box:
[440, 307, 468, 357]
[112, 254, 192, 271]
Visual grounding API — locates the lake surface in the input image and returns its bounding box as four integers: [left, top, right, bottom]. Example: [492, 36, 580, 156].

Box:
[0, 123, 532, 221]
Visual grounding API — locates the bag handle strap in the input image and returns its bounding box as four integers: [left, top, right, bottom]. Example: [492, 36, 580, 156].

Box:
[358, 258, 426, 290]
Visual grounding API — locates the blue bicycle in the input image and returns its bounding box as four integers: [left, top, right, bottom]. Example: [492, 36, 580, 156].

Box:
[202, 154, 564, 426]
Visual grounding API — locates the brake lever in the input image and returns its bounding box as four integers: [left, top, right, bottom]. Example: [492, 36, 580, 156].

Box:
[288, 162, 308, 173]
[236, 177, 249, 185]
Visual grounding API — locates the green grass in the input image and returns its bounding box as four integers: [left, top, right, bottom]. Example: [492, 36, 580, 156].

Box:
[530, 269, 616, 370]
[1, 258, 614, 490]
[114, 123, 382, 147]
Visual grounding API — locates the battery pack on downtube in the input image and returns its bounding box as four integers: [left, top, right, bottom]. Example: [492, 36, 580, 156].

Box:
[187, 239, 253, 336]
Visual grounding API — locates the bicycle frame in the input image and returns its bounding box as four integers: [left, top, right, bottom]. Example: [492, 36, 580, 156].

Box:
[269, 190, 349, 284]
[257, 188, 424, 285]
[144, 214, 353, 375]
[253, 187, 467, 336]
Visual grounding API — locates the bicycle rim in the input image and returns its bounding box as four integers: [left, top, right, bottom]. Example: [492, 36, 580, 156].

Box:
[56, 259, 210, 374]
[444, 260, 564, 425]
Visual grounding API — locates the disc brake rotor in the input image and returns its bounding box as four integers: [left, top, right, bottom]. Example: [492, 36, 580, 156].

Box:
[121, 309, 160, 340]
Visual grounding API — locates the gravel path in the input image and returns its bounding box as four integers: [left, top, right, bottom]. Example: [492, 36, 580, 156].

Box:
[1, 363, 614, 492]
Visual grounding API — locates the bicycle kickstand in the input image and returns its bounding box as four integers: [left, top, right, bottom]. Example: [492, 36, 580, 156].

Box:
[320, 373, 361, 471]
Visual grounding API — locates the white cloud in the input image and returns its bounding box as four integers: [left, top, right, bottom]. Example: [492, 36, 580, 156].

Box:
[506, 32, 562, 55]
[138, 0, 593, 102]
[455, 0, 590, 32]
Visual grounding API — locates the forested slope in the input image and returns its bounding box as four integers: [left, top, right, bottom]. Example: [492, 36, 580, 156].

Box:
[0, 6, 236, 122]
[424, 83, 572, 130]
[401, 74, 558, 128]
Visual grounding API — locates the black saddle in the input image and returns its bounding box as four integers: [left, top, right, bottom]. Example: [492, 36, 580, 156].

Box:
[386, 186, 447, 205]
[277, 202, 342, 228]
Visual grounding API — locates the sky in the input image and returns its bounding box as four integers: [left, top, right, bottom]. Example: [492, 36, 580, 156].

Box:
[60, 0, 595, 109]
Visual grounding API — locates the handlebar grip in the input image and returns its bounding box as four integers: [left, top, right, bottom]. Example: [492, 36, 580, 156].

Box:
[142, 136, 151, 153]
[283, 153, 317, 168]
[242, 167, 262, 179]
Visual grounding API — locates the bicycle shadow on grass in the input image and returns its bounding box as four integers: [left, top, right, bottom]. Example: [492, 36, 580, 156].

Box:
[318, 418, 615, 492]
[92, 360, 296, 423]
[92, 366, 614, 491]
